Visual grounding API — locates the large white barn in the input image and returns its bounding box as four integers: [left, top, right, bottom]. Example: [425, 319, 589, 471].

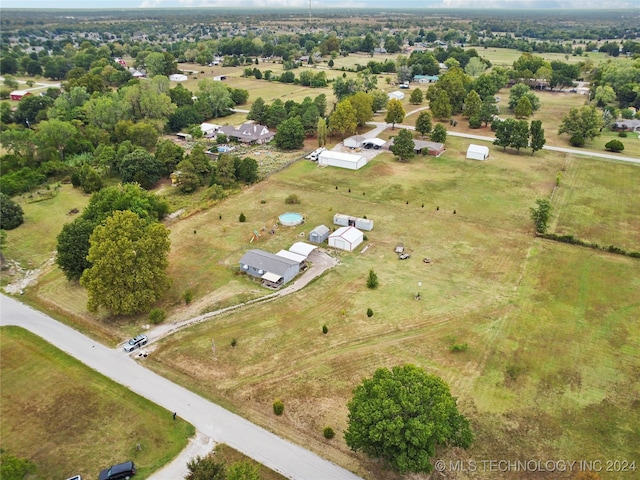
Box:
[328, 226, 364, 252]
[318, 151, 368, 170]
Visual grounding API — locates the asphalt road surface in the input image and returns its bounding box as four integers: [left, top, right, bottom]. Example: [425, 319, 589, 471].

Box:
[0, 294, 363, 480]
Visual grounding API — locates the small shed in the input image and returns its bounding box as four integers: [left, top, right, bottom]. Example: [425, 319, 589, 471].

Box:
[466, 144, 489, 161]
[344, 135, 366, 149]
[328, 226, 363, 252]
[388, 91, 405, 101]
[10, 90, 31, 101]
[200, 123, 220, 137]
[169, 74, 188, 82]
[318, 151, 368, 170]
[309, 225, 330, 244]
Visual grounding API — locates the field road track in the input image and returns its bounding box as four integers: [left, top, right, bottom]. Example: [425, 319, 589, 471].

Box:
[367, 121, 640, 165]
[0, 294, 363, 480]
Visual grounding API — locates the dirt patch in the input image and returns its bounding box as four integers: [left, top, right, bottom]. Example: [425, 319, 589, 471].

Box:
[3, 256, 54, 295]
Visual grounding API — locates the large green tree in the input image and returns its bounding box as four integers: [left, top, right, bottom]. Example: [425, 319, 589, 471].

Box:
[345, 365, 473, 474]
[415, 111, 432, 138]
[348, 91, 374, 129]
[80, 210, 171, 315]
[385, 99, 405, 129]
[430, 90, 451, 121]
[558, 106, 604, 146]
[463, 90, 482, 119]
[329, 100, 357, 139]
[390, 129, 415, 162]
[56, 184, 169, 282]
[430, 123, 447, 144]
[118, 148, 163, 189]
[529, 120, 546, 155]
[508, 83, 540, 112]
[274, 117, 305, 150]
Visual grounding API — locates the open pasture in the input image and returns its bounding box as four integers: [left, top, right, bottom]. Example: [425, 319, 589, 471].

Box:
[141, 145, 639, 478]
[551, 156, 640, 251]
[0, 326, 195, 480]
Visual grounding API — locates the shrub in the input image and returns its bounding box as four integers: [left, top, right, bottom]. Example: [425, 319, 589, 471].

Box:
[450, 343, 469, 353]
[285, 193, 300, 204]
[273, 399, 284, 415]
[323, 426, 336, 439]
[366, 269, 379, 289]
[322, 324, 328, 334]
[231, 338, 237, 347]
[183, 290, 193, 305]
[149, 308, 167, 324]
[239, 212, 246, 222]
[0, 193, 24, 230]
[604, 140, 624, 152]
[468, 115, 482, 129]
[366, 308, 373, 317]
[569, 134, 585, 147]
[618, 131, 628, 138]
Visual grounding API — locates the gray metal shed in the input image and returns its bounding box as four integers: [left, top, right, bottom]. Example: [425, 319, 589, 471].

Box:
[309, 225, 330, 244]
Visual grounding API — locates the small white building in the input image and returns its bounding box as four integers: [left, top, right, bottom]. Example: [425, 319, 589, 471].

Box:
[328, 226, 364, 252]
[466, 144, 490, 161]
[318, 151, 368, 170]
[200, 123, 220, 137]
[388, 91, 405, 101]
[169, 74, 188, 82]
[333, 213, 373, 231]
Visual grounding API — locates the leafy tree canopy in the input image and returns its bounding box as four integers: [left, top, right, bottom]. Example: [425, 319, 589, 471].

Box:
[80, 210, 171, 315]
[345, 365, 473, 474]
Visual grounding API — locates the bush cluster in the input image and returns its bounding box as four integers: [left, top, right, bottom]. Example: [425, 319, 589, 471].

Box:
[540, 233, 640, 258]
[273, 399, 284, 416]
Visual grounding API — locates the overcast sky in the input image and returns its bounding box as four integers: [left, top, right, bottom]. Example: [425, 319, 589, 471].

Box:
[1, 1, 636, 9]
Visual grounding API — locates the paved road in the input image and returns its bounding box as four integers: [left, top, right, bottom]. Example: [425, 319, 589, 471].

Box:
[368, 121, 640, 165]
[0, 294, 363, 480]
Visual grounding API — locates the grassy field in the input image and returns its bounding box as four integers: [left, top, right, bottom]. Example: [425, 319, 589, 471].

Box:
[131, 149, 635, 478]
[0, 326, 195, 480]
[3, 46, 639, 480]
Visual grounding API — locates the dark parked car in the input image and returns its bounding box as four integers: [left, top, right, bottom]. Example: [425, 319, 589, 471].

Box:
[98, 461, 135, 480]
[123, 334, 148, 352]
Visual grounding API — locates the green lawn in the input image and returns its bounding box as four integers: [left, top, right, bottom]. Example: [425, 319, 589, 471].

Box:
[137, 149, 639, 479]
[0, 326, 195, 480]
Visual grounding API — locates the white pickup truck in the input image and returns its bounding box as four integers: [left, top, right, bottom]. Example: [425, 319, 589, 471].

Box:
[305, 147, 326, 161]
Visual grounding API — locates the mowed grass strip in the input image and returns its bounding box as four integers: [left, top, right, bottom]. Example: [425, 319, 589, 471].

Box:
[0, 326, 195, 480]
[4, 184, 90, 270]
[551, 157, 640, 251]
[470, 241, 640, 476]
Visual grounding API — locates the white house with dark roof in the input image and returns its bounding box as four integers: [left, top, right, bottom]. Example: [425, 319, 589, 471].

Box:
[239, 249, 299, 287]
